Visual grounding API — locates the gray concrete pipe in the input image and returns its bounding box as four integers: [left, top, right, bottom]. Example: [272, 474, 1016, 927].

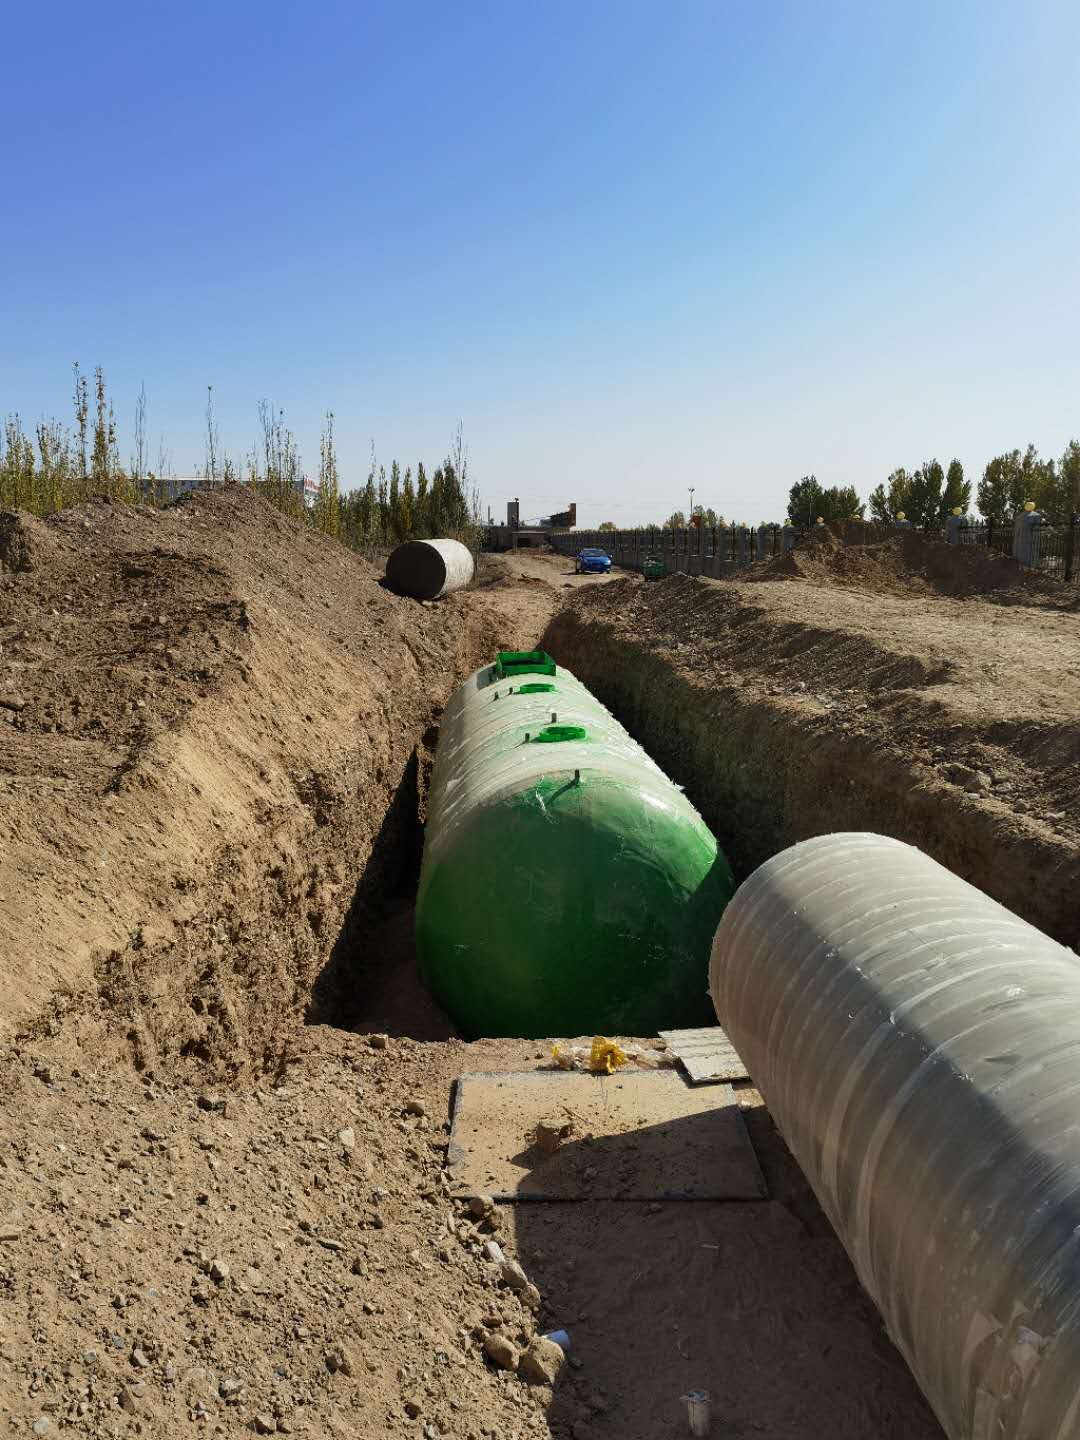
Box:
[385, 538, 474, 599]
[709, 832, 1080, 1440]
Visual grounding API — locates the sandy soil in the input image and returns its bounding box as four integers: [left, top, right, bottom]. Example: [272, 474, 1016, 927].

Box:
[502, 552, 621, 593]
[739, 530, 1080, 735]
[0, 1023, 941, 1440]
[544, 539, 1080, 947]
[0, 494, 554, 1067]
[5, 509, 1057, 1438]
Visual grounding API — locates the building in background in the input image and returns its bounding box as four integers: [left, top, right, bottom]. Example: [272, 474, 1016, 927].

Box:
[483, 499, 576, 551]
[139, 475, 320, 508]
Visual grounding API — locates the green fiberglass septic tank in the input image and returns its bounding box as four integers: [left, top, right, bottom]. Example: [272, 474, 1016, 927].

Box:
[415, 650, 735, 1038]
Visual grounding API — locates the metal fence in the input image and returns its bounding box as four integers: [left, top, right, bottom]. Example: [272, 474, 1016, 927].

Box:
[549, 524, 788, 579]
[958, 519, 1077, 582]
[545, 515, 1078, 584]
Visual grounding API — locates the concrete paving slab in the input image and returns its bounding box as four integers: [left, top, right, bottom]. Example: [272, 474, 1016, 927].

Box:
[659, 1025, 750, 1084]
[448, 1069, 766, 1201]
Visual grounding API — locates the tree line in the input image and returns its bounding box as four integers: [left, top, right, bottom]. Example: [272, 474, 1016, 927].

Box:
[336, 451, 475, 550]
[600, 506, 728, 530]
[0, 366, 479, 552]
[595, 442, 1080, 534]
[7, 369, 1077, 543]
[794, 444, 1080, 529]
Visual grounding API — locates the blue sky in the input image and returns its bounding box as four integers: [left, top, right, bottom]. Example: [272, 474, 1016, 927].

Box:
[3, 1, 1078, 526]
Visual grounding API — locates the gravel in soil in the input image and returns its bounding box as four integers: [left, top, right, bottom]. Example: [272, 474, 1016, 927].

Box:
[0, 1029, 942, 1439]
[0, 490, 554, 1073]
[746, 524, 1080, 609]
[545, 551, 1080, 945]
[0, 518, 1010, 1438]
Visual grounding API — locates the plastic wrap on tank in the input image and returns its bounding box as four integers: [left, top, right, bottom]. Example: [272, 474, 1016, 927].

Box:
[416, 653, 734, 1038]
[385, 538, 474, 599]
[709, 832, 1080, 1440]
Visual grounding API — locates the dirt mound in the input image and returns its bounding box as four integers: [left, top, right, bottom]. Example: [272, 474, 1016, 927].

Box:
[0, 533, 950, 1440]
[743, 527, 1078, 608]
[581, 571, 948, 692]
[0, 489, 554, 1078]
[470, 553, 553, 594]
[744, 528, 929, 594]
[547, 568, 1080, 947]
[0, 509, 67, 574]
[902, 532, 1080, 606]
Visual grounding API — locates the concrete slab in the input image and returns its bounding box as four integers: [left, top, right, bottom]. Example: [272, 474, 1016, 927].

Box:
[659, 1024, 750, 1084]
[448, 1069, 766, 1201]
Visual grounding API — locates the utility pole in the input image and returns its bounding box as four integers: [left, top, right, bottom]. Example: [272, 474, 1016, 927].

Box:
[688, 486, 695, 524]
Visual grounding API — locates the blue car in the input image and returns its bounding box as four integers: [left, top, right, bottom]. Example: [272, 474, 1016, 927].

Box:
[575, 547, 612, 574]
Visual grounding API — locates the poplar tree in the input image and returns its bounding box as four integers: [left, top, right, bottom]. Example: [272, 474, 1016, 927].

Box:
[400, 466, 415, 537]
[388, 461, 402, 541]
[942, 459, 971, 516]
[73, 363, 89, 481]
[905, 460, 945, 528]
[415, 461, 429, 533]
[376, 466, 389, 542]
[315, 411, 341, 537]
[869, 468, 912, 524]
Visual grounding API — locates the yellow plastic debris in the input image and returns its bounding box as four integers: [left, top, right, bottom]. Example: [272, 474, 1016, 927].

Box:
[588, 1036, 628, 1074]
[551, 1039, 628, 1073]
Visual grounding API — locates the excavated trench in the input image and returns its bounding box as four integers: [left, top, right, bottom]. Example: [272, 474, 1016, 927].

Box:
[84, 565, 1076, 1083]
[13, 528, 1069, 1440]
[541, 594, 1079, 948]
[309, 581, 1079, 1051]
[307, 719, 456, 1042]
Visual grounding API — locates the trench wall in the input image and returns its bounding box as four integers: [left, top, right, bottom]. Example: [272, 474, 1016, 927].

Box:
[1, 488, 557, 1079]
[543, 609, 1079, 948]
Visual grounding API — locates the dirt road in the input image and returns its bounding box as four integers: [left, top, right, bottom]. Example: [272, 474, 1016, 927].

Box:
[487, 550, 621, 591]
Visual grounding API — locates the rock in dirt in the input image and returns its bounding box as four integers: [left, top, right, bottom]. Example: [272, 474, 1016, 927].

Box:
[483, 1333, 519, 1371]
[533, 1111, 579, 1156]
[519, 1336, 566, 1386]
[0, 511, 60, 574]
[500, 1259, 528, 1291]
[325, 1345, 356, 1377]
